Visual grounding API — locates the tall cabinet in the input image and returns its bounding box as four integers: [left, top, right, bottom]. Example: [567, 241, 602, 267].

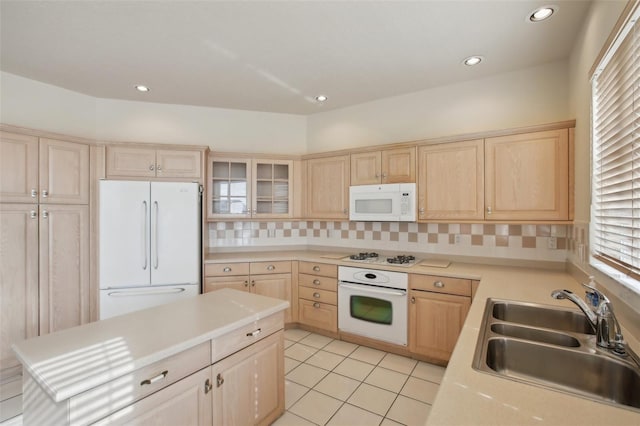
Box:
[0, 131, 90, 383]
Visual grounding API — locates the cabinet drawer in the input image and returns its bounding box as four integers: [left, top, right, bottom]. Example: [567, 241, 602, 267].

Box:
[211, 311, 284, 363]
[299, 286, 337, 305]
[298, 273, 337, 292]
[204, 262, 250, 277]
[298, 299, 337, 332]
[250, 261, 292, 275]
[298, 261, 337, 278]
[69, 342, 210, 425]
[409, 274, 471, 297]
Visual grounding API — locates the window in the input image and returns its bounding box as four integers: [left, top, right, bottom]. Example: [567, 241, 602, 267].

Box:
[591, 3, 640, 289]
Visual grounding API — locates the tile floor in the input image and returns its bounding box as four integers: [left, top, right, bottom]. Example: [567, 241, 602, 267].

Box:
[273, 329, 446, 426]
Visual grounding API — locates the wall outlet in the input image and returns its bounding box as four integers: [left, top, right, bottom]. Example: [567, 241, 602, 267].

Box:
[454, 234, 461, 244]
[268, 229, 275, 238]
[548, 236, 557, 249]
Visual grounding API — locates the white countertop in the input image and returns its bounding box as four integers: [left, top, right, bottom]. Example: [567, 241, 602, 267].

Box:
[12, 289, 289, 403]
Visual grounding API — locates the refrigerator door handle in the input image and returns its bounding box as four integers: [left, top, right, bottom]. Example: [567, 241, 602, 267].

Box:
[154, 200, 159, 269]
[107, 288, 187, 297]
[142, 201, 148, 270]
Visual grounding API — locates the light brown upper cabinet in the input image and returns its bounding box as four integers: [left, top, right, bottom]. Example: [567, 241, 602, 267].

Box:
[485, 129, 569, 221]
[106, 145, 201, 179]
[351, 146, 416, 185]
[0, 132, 89, 204]
[306, 155, 350, 219]
[417, 140, 484, 221]
[207, 154, 294, 219]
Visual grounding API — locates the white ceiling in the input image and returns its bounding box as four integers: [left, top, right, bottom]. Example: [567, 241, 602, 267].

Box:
[0, 1, 592, 115]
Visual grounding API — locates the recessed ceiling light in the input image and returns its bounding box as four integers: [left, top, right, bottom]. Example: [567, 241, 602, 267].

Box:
[463, 56, 483, 66]
[529, 6, 556, 22]
[135, 85, 150, 92]
[315, 95, 328, 102]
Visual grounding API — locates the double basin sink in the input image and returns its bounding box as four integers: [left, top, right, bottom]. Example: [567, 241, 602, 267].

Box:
[472, 299, 640, 412]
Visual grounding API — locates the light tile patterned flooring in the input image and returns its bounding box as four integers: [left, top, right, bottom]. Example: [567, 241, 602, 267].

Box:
[273, 329, 446, 426]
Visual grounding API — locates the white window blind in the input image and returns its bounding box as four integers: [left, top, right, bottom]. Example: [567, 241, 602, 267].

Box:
[592, 8, 640, 282]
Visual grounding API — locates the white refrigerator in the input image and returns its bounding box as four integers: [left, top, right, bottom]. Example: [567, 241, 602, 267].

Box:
[99, 180, 201, 319]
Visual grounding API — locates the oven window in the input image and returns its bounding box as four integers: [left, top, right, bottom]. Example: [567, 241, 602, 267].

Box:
[350, 295, 392, 325]
[355, 199, 392, 214]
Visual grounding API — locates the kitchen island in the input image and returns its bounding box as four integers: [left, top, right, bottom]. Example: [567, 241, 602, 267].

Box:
[12, 289, 289, 425]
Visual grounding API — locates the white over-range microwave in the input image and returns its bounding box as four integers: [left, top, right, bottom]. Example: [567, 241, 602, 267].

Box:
[349, 183, 416, 222]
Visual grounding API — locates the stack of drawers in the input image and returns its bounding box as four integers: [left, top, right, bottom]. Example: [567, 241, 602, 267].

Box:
[297, 261, 338, 333]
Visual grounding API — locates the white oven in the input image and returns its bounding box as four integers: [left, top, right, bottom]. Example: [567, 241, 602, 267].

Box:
[338, 266, 408, 346]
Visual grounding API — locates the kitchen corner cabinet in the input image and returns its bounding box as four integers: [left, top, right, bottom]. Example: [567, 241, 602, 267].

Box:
[305, 155, 350, 219]
[0, 132, 89, 204]
[204, 261, 293, 323]
[485, 129, 569, 221]
[417, 140, 484, 221]
[297, 261, 338, 333]
[351, 146, 416, 185]
[207, 155, 294, 219]
[408, 274, 471, 364]
[212, 330, 284, 426]
[106, 145, 202, 179]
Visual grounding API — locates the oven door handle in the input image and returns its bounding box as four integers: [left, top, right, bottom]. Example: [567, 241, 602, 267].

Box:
[339, 283, 406, 297]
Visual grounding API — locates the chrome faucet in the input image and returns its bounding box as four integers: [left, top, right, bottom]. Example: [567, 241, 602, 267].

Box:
[551, 283, 636, 361]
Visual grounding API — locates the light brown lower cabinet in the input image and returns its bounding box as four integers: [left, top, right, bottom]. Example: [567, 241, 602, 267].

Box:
[94, 367, 213, 426]
[408, 274, 472, 363]
[297, 261, 338, 333]
[212, 330, 284, 426]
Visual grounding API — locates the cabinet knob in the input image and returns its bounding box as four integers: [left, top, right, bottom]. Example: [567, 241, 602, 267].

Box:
[411, 296, 416, 304]
[382, 172, 387, 179]
[313, 266, 320, 272]
[157, 165, 162, 172]
[30, 210, 37, 219]
[41, 189, 48, 198]
[204, 379, 213, 394]
[313, 302, 321, 308]
[343, 208, 348, 214]
[419, 207, 425, 214]
[313, 279, 321, 285]
[223, 267, 232, 272]
[149, 164, 155, 171]
[42, 210, 49, 219]
[251, 280, 255, 286]
[267, 264, 275, 271]
[31, 189, 37, 198]
[244, 280, 249, 287]
[487, 206, 492, 215]
[313, 292, 321, 298]
[375, 172, 380, 178]
[216, 373, 224, 387]
[433, 281, 445, 288]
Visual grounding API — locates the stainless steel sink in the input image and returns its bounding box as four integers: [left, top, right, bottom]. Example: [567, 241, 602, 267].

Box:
[473, 298, 640, 412]
[491, 301, 595, 334]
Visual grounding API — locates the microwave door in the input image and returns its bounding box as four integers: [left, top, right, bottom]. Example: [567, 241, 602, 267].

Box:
[350, 191, 400, 221]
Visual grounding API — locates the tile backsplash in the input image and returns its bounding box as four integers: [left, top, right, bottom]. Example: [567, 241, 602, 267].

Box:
[209, 221, 569, 262]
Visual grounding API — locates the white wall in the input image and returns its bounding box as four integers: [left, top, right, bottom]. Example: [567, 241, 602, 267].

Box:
[0, 72, 97, 139]
[568, 0, 626, 222]
[306, 60, 571, 153]
[0, 71, 307, 154]
[96, 98, 307, 154]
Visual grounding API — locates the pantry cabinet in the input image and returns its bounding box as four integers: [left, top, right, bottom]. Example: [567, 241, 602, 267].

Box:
[484, 129, 569, 221]
[207, 155, 294, 219]
[211, 331, 284, 426]
[351, 146, 416, 185]
[106, 145, 202, 179]
[408, 274, 471, 364]
[0, 133, 89, 204]
[305, 155, 350, 219]
[204, 261, 293, 323]
[417, 140, 484, 221]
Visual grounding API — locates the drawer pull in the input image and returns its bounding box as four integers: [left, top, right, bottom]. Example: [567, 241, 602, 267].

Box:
[313, 302, 321, 308]
[313, 292, 321, 298]
[223, 267, 232, 272]
[140, 370, 168, 386]
[313, 266, 320, 272]
[246, 328, 262, 337]
[216, 373, 224, 387]
[411, 296, 416, 304]
[204, 378, 213, 394]
[251, 280, 255, 287]
[433, 281, 445, 288]
[42, 189, 49, 198]
[31, 189, 37, 198]
[244, 280, 249, 287]
[267, 264, 275, 271]
[313, 279, 321, 285]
